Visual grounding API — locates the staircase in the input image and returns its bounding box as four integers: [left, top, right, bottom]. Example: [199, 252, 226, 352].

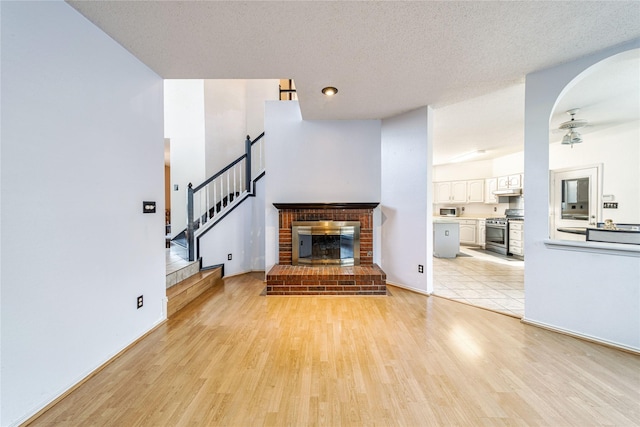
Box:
[165, 132, 265, 316]
[185, 133, 265, 261]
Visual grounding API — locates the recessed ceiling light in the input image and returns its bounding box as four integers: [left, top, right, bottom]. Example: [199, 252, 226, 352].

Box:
[321, 86, 338, 96]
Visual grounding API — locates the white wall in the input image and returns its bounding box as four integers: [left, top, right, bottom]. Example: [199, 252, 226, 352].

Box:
[164, 80, 206, 237]
[492, 151, 525, 177]
[1, 2, 165, 426]
[246, 80, 279, 141]
[197, 177, 266, 275]
[381, 107, 433, 294]
[263, 101, 381, 272]
[204, 80, 246, 177]
[433, 159, 492, 182]
[250, 177, 267, 270]
[550, 123, 639, 223]
[524, 39, 640, 351]
[203, 79, 278, 176]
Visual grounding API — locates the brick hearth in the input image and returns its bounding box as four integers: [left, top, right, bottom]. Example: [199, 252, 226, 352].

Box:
[267, 203, 386, 296]
[266, 264, 386, 295]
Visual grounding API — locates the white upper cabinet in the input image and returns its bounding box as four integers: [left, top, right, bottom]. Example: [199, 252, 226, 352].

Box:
[435, 173, 522, 205]
[508, 174, 522, 188]
[435, 182, 453, 203]
[467, 179, 484, 203]
[451, 181, 467, 203]
[485, 177, 498, 204]
[498, 173, 523, 190]
[436, 181, 468, 203]
[435, 179, 484, 204]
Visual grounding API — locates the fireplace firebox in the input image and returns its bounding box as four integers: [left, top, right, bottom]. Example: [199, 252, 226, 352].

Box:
[292, 221, 360, 266]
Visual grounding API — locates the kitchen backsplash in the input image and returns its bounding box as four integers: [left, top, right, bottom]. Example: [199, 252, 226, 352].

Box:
[434, 196, 524, 217]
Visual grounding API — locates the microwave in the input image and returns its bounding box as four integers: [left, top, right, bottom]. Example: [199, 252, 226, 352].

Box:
[439, 207, 460, 217]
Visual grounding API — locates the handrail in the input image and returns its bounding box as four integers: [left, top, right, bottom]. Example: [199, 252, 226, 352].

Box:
[185, 132, 265, 261]
[251, 132, 265, 146]
[192, 154, 246, 193]
[192, 133, 264, 193]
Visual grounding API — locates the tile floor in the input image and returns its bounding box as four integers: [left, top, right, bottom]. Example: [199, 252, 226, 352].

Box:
[432, 246, 524, 318]
[166, 243, 191, 275]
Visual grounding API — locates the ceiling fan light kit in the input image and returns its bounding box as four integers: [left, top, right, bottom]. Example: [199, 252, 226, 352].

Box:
[560, 108, 587, 148]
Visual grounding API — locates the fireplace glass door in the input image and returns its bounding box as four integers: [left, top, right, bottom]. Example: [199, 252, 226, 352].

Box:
[292, 221, 360, 266]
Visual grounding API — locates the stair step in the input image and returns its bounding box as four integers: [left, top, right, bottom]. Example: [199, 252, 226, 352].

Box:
[166, 268, 223, 317]
[166, 260, 200, 289]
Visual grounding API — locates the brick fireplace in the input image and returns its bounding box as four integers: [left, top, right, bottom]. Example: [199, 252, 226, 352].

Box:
[266, 203, 386, 295]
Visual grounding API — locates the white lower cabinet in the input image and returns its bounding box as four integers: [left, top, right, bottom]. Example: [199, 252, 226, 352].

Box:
[458, 220, 477, 245]
[509, 222, 524, 256]
[477, 220, 486, 248]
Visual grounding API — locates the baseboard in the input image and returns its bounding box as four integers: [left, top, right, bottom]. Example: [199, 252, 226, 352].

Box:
[19, 318, 167, 427]
[431, 294, 522, 319]
[521, 318, 640, 355]
[385, 281, 430, 296]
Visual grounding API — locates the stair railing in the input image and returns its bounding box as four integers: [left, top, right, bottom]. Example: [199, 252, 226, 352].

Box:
[186, 133, 265, 261]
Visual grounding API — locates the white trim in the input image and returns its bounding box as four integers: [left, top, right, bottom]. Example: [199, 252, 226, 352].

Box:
[549, 164, 603, 235]
[14, 318, 167, 427]
[386, 281, 430, 296]
[521, 318, 640, 355]
[544, 239, 640, 257]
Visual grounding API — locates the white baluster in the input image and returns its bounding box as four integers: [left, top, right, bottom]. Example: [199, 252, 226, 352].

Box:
[233, 164, 237, 198]
[205, 184, 209, 220]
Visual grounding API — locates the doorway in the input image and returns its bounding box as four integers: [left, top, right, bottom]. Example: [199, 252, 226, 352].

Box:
[550, 165, 602, 240]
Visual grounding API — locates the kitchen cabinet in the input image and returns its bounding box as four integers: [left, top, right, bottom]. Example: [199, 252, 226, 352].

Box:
[435, 181, 467, 203]
[498, 173, 523, 190]
[451, 181, 467, 202]
[467, 180, 484, 203]
[485, 178, 498, 204]
[509, 174, 522, 188]
[509, 221, 524, 257]
[435, 182, 453, 203]
[458, 220, 477, 245]
[435, 179, 483, 203]
[477, 219, 486, 248]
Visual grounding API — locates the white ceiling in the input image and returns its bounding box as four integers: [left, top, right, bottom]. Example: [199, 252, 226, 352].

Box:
[67, 1, 640, 164]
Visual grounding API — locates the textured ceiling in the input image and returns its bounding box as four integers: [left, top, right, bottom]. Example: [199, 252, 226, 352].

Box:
[67, 1, 640, 163]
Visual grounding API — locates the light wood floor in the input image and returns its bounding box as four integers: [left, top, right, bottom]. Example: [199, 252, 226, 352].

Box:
[30, 273, 639, 426]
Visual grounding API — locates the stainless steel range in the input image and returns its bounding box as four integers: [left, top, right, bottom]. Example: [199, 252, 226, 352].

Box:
[486, 209, 524, 255]
[486, 217, 508, 255]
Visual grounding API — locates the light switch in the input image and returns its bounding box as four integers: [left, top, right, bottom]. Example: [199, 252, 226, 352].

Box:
[143, 201, 156, 213]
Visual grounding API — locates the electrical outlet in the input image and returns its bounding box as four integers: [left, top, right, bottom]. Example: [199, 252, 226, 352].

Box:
[603, 202, 619, 209]
[418, 265, 424, 273]
[494, 207, 497, 212]
[227, 253, 232, 261]
[137, 295, 143, 309]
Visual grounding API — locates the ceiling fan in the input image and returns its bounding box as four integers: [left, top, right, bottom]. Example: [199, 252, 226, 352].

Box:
[558, 108, 588, 148]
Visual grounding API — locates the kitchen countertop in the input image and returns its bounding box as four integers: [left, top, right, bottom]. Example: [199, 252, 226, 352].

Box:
[557, 226, 587, 235]
[433, 215, 503, 220]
